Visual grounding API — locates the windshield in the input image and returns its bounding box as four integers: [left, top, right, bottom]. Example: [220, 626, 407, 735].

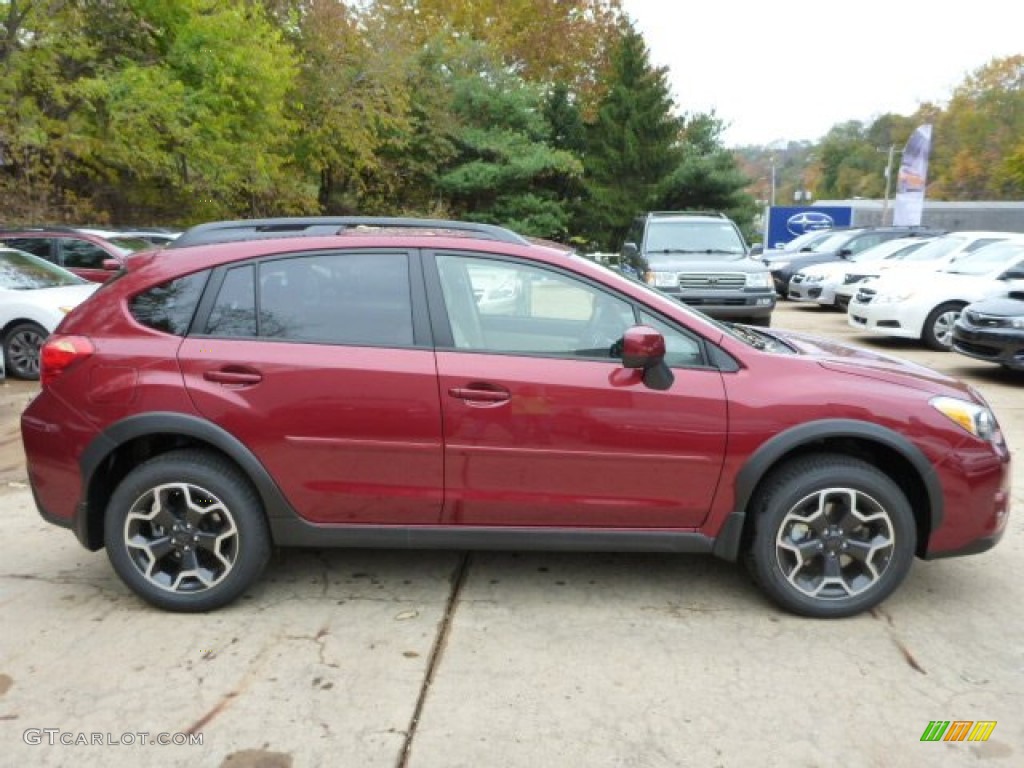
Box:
[850, 238, 927, 263]
[898, 236, 967, 262]
[943, 242, 1024, 275]
[106, 236, 153, 255]
[0, 248, 86, 289]
[781, 230, 832, 251]
[645, 220, 746, 255]
[809, 230, 861, 252]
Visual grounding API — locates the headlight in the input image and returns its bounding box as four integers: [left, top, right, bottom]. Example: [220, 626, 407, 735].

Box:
[1011, 317, 1024, 329]
[931, 396, 998, 441]
[649, 271, 678, 288]
[59, 306, 75, 314]
[746, 272, 773, 289]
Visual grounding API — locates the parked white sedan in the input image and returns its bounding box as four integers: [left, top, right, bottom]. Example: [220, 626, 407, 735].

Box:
[0, 247, 99, 378]
[848, 238, 1024, 350]
[787, 237, 933, 308]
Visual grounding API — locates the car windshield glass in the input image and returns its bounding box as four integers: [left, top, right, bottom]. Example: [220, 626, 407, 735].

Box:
[944, 242, 1024, 275]
[850, 239, 924, 263]
[783, 230, 831, 250]
[106, 236, 153, 255]
[898, 236, 966, 262]
[0, 248, 85, 289]
[808, 231, 859, 252]
[645, 221, 745, 254]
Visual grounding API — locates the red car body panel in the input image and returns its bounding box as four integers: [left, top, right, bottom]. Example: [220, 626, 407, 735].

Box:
[178, 338, 444, 524]
[436, 351, 727, 527]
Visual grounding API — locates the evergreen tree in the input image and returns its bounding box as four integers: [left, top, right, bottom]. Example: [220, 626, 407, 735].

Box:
[655, 113, 758, 236]
[581, 27, 682, 250]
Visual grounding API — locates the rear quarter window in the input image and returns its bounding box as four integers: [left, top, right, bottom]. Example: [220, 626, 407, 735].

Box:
[130, 271, 209, 335]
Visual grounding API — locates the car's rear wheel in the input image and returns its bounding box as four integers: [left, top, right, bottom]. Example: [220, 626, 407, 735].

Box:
[104, 450, 271, 612]
[3, 321, 48, 380]
[922, 302, 965, 351]
[746, 454, 915, 618]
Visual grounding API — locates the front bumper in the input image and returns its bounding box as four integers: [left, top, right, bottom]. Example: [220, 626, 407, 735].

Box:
[952, 324, 1024, 369]
[658, 289, 776, 319]
[847, 298, 923, 340]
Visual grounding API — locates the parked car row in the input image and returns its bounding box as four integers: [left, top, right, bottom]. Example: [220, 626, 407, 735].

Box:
[0, 225, 177, 378]
[777, 229, 1024, 369]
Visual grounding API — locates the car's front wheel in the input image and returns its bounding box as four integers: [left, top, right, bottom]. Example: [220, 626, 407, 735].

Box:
[104, 450, 271, 612]
[922, 302, 966, 351]
[3, 321, 48, 380]
[746, 454, 916, 618]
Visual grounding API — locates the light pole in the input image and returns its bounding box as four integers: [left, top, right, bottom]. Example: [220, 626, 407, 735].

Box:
[880, 144, 902, 226]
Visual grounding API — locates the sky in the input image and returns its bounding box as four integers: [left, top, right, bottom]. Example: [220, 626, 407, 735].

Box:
[620, 0, 1023, 148]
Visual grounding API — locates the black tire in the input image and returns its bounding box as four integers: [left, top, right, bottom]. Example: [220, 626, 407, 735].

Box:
[921, 302, 966, 351]
[3, 321, 48, 380]
[746, 454, 916, 618]
[104, 450, 271, 612]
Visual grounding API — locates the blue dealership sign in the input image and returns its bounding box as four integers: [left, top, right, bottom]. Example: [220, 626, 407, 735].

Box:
[766, 206, 852, 248]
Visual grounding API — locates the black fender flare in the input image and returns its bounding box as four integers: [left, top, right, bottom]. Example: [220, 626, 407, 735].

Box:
[79, 412, 296, 541]
[712, 419, 942, 560]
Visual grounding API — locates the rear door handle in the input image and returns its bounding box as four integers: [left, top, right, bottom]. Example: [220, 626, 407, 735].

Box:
[203, 368, 263, 386]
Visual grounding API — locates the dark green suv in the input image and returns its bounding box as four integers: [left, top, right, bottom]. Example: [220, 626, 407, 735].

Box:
[620, 212, 775, 325]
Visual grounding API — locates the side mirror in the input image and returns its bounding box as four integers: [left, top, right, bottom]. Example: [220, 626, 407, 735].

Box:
[621, 242, 639, 259]
[102, 258, 122, 271]
[749, 243, 764, 256]
[621, 325, 674, 391]
[838, 248, 853, 259]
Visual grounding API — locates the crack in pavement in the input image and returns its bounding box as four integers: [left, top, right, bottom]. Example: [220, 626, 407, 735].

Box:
[397, 552, 471, 768]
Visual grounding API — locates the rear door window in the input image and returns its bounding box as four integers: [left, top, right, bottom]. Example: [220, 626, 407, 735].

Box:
[200, 252, 415, 347]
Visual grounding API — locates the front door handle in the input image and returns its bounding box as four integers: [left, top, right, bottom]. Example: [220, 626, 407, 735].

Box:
[448, 383, 511, 405]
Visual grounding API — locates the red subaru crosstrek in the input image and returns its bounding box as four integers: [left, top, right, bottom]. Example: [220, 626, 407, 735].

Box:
[21, 218, 1012, 616]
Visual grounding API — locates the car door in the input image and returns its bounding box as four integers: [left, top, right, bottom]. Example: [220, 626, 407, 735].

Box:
[177, 249, 444, 525]
[428, 250, 728, 529]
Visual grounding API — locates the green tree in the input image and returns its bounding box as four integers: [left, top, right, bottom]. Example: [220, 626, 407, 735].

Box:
[582, 27, 682, 249]
[655, 113, 757, 234]
[434, 42, 582, 238]
[929, 55, 1024, 200]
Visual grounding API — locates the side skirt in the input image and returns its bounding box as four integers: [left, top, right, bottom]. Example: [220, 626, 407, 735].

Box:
[270, 520, 718, 556]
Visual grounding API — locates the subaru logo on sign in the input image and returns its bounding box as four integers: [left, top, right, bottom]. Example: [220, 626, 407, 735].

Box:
[787, 211, 834, 236]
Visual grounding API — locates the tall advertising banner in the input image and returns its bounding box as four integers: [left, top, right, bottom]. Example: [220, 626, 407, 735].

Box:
[893, 124, 933, 226]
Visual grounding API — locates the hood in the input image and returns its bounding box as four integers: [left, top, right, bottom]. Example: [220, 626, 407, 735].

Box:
[24, 283, 99, 304]
[764, 328, 972, 397]
[964, 295, 1024, 317]
[872, 270, 1005, 297]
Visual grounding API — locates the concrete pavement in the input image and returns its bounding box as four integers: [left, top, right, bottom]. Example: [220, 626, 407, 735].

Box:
[1, 302, 1021, 767]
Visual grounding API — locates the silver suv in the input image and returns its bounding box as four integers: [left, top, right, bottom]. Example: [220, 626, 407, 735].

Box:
[620, 212, 775, 325]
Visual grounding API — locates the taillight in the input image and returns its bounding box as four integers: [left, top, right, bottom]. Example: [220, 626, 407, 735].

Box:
[40, 335, 94, 388]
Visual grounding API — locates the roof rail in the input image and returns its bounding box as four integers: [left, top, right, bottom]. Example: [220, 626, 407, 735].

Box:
[169, 217, 532, 249]
[645, 211, 727, 219]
